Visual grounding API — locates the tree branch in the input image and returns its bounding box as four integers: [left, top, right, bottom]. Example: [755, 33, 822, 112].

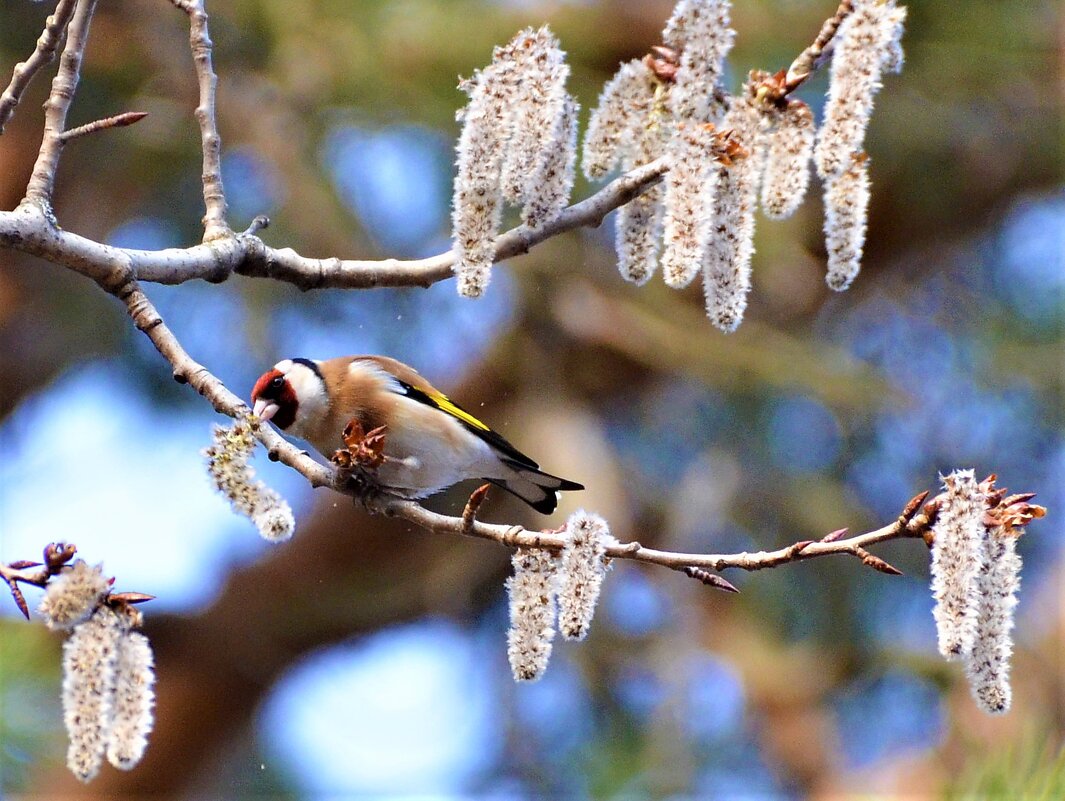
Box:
[59, 110, 148, 142]
[0, 156, 666, 290]
[168, 0, 230, 241]
[23, 0, 99, 206]
[0, 0, 79, 135]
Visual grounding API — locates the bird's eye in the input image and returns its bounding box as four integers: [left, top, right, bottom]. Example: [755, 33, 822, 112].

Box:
[270, 376, 285, 390]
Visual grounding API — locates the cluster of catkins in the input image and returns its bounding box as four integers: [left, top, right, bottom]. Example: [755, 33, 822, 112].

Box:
[204, 416, 295, 542]
[929, 470, 1025, 714]
[452, 26, 579, 298]
[506, 510, 612, 681]
[38, 561, 155, 782]
[451, 0, 906, 332]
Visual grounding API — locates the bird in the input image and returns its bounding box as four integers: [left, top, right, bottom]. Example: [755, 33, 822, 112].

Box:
[250, 355, 584, 514]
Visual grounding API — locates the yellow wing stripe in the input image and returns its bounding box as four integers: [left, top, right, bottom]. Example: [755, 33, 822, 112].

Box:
[426, 390, 491, 432]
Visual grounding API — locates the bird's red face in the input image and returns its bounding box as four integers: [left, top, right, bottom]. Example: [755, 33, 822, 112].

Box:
[251, 369, 299, 430]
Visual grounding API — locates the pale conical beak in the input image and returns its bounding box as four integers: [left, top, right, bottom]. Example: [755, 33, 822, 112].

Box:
[253, 398, 280, 422]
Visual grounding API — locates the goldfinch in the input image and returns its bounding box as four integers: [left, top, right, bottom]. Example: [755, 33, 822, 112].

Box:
[250, 356, 584, 514]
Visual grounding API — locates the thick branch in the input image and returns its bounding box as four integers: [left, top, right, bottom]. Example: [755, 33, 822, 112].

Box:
[169, 0, 230, 241]
[0, 157, 667, 289]
[0, 0, 79, 134]
[23, 0, 99, 206]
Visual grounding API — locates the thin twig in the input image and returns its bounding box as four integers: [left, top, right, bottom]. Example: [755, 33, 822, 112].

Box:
[785, 0, 854, 91]
[23, 0, 100, 207]
[169, 0, 230, 241]
[60, 111, 148, 142]
[0, 0, 79, 134]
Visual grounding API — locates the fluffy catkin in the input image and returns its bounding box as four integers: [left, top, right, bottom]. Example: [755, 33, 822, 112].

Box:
[451, 51, 514, 297]
[702, 97, 763, 332]
[815, 0, 908, 180]
[964, 525, 1022, 714]
[38, 560, 110, 631]
[556, 511, 612, 641]
[506, 548, 558, 681]
[522, 94, 579, 229]
[661, 122, 721, 288]
[105, 630, 156, 769]
[62, 609, 124, 782]
[498, 27, 570, 206]
[204, 417, 295, 542]
[760, 100, 815, 219]
[614, 76, 671, 285]
[582, 59, 655, 180]
[664, 0, 735, 124]
[823, 153, 871, 291]
[930, 469, 986, 661]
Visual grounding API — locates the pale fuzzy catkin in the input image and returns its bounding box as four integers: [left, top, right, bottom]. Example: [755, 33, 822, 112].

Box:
[556, 511, 612, 641]
[582, 59, 656, 181]
[823, 153, 870, 291]
[204, 417, 295, 542]
[498, 27, 570, 207]
[522, 94, 579, 229]
[964, 526, 1022, 714]
[815, 0, 908, 179]
[661, 122, 721, 288]
[930, 469, 986, 661]
[506, 548, 558, 682]
[38, 560, 110, 631]
[62, 609, 125, 782]
[664, 0, 735, 124]
[614, 80, 671, 285]
[702, 98, 763, 332]
[760, 100, 815, 219]
[451, 57, 510, 298]
[105, 630, 156, 769]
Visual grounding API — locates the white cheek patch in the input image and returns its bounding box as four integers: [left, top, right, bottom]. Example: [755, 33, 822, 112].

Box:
[283, 362, 329, 426]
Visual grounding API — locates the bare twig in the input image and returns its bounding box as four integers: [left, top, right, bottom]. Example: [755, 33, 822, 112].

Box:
[168, 0, 230, 241]
[784, 0, 855, 91]
[0, 0, 79, 134]
[23, 0, 100, 206]
[59, 111, 148, 142]
[462, 484, 492, 534]
[2, 542, 77, 618]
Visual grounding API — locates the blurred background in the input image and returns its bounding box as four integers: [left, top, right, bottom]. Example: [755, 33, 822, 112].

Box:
[0, 0, 1061, 797]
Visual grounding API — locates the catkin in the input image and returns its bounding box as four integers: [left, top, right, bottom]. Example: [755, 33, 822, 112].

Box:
[702, 97, 763, 332]
[964, 526, 1022, 714]
[556, 511, 612, 641]
[930, 470, 986, 660]
[665, 0, 735, 124]
[760, 100, 815, 220]
[822, 152, 871, 291]
[815, 0, 907, 179]
[506, 548, 559, 681]
[661, 122, 721, 288]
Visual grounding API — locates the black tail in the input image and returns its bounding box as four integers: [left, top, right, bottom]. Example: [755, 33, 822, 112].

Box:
[488, 462, 584, 515]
